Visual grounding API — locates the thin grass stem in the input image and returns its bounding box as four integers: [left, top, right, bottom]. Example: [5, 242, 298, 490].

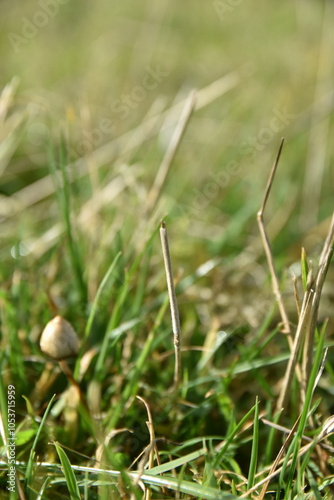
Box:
[159, 220, 182, 391]
[146, 90, 196, 213]
[257, 138, 292, 338]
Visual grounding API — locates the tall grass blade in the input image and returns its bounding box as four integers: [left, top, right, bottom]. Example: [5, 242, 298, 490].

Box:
[54, 442, 81, 500]
[24, 394, 56, 492]
[284, 323, 326, 494]
[247, 396, 259, 490]
[48, 138, 87, 307]
[84, 251, 122, 342]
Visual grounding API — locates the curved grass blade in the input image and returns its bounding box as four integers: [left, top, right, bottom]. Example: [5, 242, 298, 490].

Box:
[25, 394, 56, 491]
[84, 251, 122, 343]
[54, 442, 81, 500]
[247, 396, 259, 490]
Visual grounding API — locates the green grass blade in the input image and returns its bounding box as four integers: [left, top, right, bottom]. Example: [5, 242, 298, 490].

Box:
[284, 324, 326, 494]
[24, 394, 56, 491]
[247, 395, 259, 490]
[36, 477, 52, 500]
[94, 274, 130, 381]
[36, 461, 239, 499]
[213, 403, 257, 468]
[74, 250, 123, 380]
[263, 407, 283, 464]
[306, 468, 323, 500]
[147, 446, 208, 475]
[106, 296, 169, 431]
[301, 247, 309, 291]
[84, 251, 122, 342]
[54, 441, 81, 500]
[48, 139, 87, 307]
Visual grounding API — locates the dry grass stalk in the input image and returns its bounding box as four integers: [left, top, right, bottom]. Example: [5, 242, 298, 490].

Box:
[256, 415, 301, 500]
[146, 89, 196, 213]
[275, 270, 313, 412]
[242, 378, 331, 498]
[159, 220, 182, 390]
[257, 139, 304, 395]
[277, 213, 334, 411]
[257, 138, 291, 337]
[290, 267, 301, 316]
[241, 440, 315, 497]
[302, 212, 334, 382]
[241, 409, 334, 498]
[0, 71, 240, 220]
[136, 396, 164, 500]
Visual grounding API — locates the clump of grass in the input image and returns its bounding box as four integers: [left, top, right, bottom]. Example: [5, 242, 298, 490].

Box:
[0, 76, 334, 500]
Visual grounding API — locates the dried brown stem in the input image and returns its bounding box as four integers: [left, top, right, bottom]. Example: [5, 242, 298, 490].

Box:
[276, 271, 314, 412]
[302, 213, 334, 384]
[257, 139, 304, 407]
[146, 90, 196, 213]
[257, 138, 291, 337]
[257, 415, 301, 500]
[159, 220, 182, 390]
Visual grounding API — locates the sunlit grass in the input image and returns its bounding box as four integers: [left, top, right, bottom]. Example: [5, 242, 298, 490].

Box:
[1, 1, 334, 498]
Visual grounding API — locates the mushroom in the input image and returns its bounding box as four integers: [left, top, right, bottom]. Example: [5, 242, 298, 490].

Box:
[40, 316, 80, 360]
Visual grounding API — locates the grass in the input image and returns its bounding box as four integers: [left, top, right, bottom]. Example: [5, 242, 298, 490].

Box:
[1, 1, 334, 498]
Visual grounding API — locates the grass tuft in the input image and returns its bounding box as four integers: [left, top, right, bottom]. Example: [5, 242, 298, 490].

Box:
[1, 4, 334, 496]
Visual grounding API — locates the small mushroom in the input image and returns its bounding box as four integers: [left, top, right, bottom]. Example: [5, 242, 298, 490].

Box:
[40, 316, 80, 360]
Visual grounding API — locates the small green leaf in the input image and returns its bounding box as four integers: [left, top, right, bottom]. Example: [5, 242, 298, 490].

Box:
[15, 429, 36, 446]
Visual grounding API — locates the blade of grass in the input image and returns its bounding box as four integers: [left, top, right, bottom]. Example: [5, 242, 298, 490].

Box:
[94, 273, 129, 381]
[213, 403, 257, 469]
[145, 89, 196, 212]
[75, 251, 122, 381]
[160, 220, 182, 391]
[256, 414, 301, 500]
[24, 394, 56, 491]
[20, 460, 239, 499]
[262, 408, 283, 464]
[54, 441, 81, 500]
[276, 270, 314, 412]
[36, 476, 52, 500]
[48, 137, 87, 307]
[284, 323, 326, 494]
[93, 231, 157, 381]
[301, 247, 309, 291]
[105, 296, 170, 431]
[257, 138, 292, 338]
[306, 469, 323, 500]
[146, 446, 209, 475]
[247, 396, 260, 490]
[302, 212, 334, 384]
[84, 251, 122, 342]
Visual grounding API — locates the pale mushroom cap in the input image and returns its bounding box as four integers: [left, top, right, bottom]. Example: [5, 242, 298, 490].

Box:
[40, 316, 80, 360]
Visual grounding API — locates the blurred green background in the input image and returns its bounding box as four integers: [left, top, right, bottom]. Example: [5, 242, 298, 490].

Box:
[1, 0, 333, 309]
